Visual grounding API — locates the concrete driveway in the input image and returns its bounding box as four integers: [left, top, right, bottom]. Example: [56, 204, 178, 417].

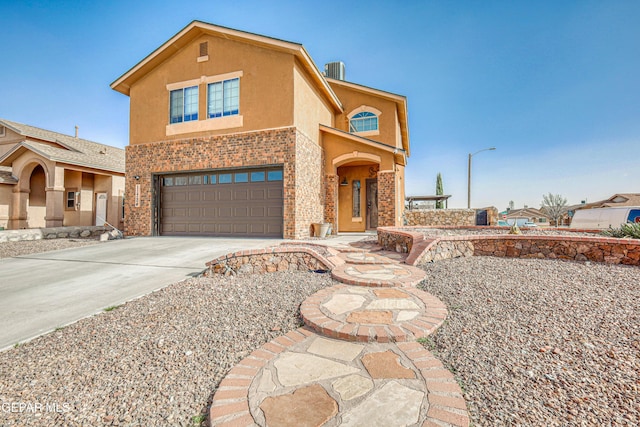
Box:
[0, 236, 283, 351]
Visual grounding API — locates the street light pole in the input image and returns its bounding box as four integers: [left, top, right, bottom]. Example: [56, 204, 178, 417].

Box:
[467, 147, 496, 209]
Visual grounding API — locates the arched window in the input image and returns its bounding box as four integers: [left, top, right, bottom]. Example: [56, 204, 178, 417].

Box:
[349, 111, 378, 133]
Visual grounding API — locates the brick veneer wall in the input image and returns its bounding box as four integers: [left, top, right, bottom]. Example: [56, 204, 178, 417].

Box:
[125, 127, 304, 238]
[293, 131, 324, 239]
[377, 171, 396, 227]
[324, 174, 338, 234]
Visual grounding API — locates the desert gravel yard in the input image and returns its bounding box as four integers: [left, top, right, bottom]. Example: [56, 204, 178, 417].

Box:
[0, 238, 102, 259]
[1, 238, 638, 426]
[0, 271, 334, 426]
[419, 257, 640, 426]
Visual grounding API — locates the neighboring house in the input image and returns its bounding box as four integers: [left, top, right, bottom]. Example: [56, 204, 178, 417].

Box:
[0, 119, 125, 230]
[111, 21, 410, 239]
[504, 207, 550, 224]
[566, 193, 640, 225]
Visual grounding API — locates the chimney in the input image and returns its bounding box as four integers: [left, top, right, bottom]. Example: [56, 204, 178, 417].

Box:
[324, 62, 346, 80]
[74, 125, 79, 138]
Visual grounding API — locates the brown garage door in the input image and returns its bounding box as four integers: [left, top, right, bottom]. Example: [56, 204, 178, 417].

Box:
[160, 168, 283, 237]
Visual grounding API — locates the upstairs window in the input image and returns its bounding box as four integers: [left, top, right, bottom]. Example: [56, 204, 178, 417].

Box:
[207, 78, 239, 118]
[169, 86, 198, 124]
[349, 111, 378, 133]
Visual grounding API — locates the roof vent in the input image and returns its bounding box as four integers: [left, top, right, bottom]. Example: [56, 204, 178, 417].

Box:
[324, 61, 345, 81]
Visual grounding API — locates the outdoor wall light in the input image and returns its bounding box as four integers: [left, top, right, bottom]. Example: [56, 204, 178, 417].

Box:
[133, 175, 140, 180]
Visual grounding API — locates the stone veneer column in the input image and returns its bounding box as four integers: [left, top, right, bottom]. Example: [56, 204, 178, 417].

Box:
[377, 171, 397, 227]
[324, 174, 338, 234]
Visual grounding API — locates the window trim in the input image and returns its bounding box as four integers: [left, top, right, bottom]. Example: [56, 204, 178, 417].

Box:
[348, 105, 382, 136]
[65, 189, 78, 211]
[165, 71, 244, 136]
[207, 77, 240, 119]
[169, 85, 198, 124]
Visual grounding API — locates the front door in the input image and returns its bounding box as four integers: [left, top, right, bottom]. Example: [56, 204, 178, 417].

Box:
[95, 192, 107, 226]
[366, 179, 378, 229]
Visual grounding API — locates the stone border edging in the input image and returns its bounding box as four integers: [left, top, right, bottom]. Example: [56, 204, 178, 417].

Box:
[0, 226, 111, 243]
[300, 285, 447, 343]
[209, 328, 469, 427]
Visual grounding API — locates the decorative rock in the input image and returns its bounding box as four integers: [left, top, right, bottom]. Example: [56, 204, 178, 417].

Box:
[306, 337, 364, 362]
[367, 299, 420, 310]
[346, 310, 393, 325]
[361, 350, 415, 379]
[273, 353, 360, 387]
[373, 288, 410, 299]
[396, 311, 420, 322]
[260, 384, 338, 427]
[341, 381, 424, 427]
[332, 374, 374, 401]
[322, 294, 366, 315]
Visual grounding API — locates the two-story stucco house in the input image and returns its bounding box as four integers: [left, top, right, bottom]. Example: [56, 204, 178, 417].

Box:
[0, 119, 125, 230]
[111, 21, 410, 239]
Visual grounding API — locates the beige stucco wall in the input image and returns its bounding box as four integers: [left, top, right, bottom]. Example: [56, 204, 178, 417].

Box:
[0, 185, 12, 228]
[328, 82, 402, 150]
[129, 34, 297, 145]
[322, 133, 395, 175]
[292, 63, 333, 143]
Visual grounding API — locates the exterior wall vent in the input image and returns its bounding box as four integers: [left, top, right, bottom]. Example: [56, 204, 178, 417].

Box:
[197, 42, 209, 63]
[324, 61, 346, 81]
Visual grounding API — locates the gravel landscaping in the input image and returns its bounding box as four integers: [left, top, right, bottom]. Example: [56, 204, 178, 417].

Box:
[0, 238, 102, 259]
[0, 271, 335, 426]
[419, 257, 640, 426]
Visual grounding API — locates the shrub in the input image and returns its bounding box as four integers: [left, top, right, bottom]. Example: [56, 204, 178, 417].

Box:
[601, 222, 640, 239]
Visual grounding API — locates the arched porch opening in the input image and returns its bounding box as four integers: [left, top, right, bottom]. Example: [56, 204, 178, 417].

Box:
[27, 165, 47, 228]
[331, 152, 381, 233]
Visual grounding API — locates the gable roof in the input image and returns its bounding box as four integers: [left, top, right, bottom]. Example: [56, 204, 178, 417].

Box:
[327, 78, 410, 156]
[570, 193, 640, 211]
[0, 119, 125, 174]
[0, 166, 17, 185]
[111, 20, 343, 113]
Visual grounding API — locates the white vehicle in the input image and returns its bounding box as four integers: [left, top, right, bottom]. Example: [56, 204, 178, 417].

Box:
[570, 207, 640, 230]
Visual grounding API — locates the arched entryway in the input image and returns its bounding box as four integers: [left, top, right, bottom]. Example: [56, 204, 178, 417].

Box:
[27, 165, 47, 228]
[331, 153, 381, 233]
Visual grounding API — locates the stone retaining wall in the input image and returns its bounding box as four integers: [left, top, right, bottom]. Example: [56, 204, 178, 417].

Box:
[378, 227, 640, 267]
[404, 209, 476, 227]
[469, 236, 640, 265]
[0, 226, 111, 243]
[205, 247, 331, 276]
[378, 228, 419, 254]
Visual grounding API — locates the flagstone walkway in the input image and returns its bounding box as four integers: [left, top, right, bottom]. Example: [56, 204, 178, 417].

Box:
[209, 240, 470, 427]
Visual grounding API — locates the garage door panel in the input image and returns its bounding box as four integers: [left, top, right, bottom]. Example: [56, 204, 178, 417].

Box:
[268, 206, 283, 217]
[234, 190, 248, 200]
[251, 206, 265, 217]
[218, 190, 232, 201]
[268, 188, 283, 199]
[160, 168, 283, 237]
[251, 189, 265, 200]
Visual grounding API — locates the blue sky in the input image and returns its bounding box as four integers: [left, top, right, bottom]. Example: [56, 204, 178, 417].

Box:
[2, 0, 638, 210]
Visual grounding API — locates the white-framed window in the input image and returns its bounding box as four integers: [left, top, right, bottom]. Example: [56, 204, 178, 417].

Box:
[349, 111, 378, 133]
[169, 85, 198, 124]
[0, 125, 5, 137]
[207, 78, 239, 118]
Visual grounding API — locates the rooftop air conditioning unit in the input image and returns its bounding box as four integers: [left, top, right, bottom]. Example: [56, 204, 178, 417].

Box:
[324, 61, 346, 81]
